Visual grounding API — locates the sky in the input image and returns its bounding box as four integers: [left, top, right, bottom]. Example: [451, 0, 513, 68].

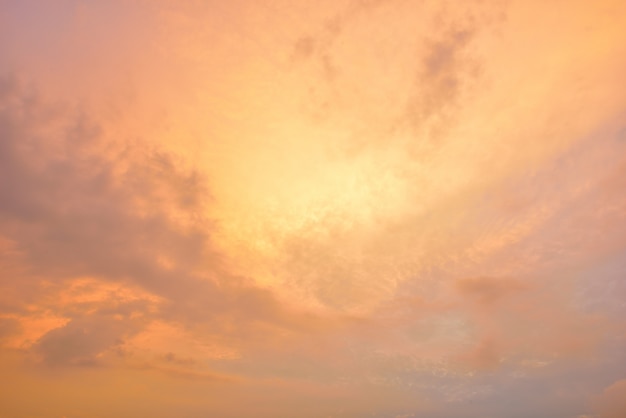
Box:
[0, 0, 626, 417]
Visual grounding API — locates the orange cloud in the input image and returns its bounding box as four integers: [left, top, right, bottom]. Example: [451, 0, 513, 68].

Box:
[592, 379, 626, 418]
[1, 0, 626, 417]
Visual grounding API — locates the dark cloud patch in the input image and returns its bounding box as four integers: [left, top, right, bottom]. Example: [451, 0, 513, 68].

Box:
[456, 276, 529, 305]
[402, 25, 480, 140]
[162, 351, 196, 366]
[423, 29, 474, 79]
[33, 314, 138, 367]
[291, 36, 317, 61]
[287, 1, 500, 157]
[0, 74, 307, 363]
[0, 74, 206, 287]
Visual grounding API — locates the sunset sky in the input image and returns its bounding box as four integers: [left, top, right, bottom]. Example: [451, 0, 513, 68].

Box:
[1, 1, 626, 417]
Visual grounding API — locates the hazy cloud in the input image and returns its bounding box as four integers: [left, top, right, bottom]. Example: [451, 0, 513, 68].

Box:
[1, 0, 626, 417]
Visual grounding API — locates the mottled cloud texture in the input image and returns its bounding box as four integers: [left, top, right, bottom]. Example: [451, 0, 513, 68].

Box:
[1, 1, 626, 417]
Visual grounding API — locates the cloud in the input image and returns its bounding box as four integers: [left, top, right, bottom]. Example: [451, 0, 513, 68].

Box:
[1, 0, 626, 417]
[0, 74, 309, 372]
[402, 25, 479, 135]
[34, 314, 136, 367]
[592, 379, 626, 418]
[455, 276, 529, 306]
[0, 75, 200, 284]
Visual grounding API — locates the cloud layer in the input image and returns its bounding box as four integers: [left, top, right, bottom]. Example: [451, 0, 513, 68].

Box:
[1, 1, 626, 417]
